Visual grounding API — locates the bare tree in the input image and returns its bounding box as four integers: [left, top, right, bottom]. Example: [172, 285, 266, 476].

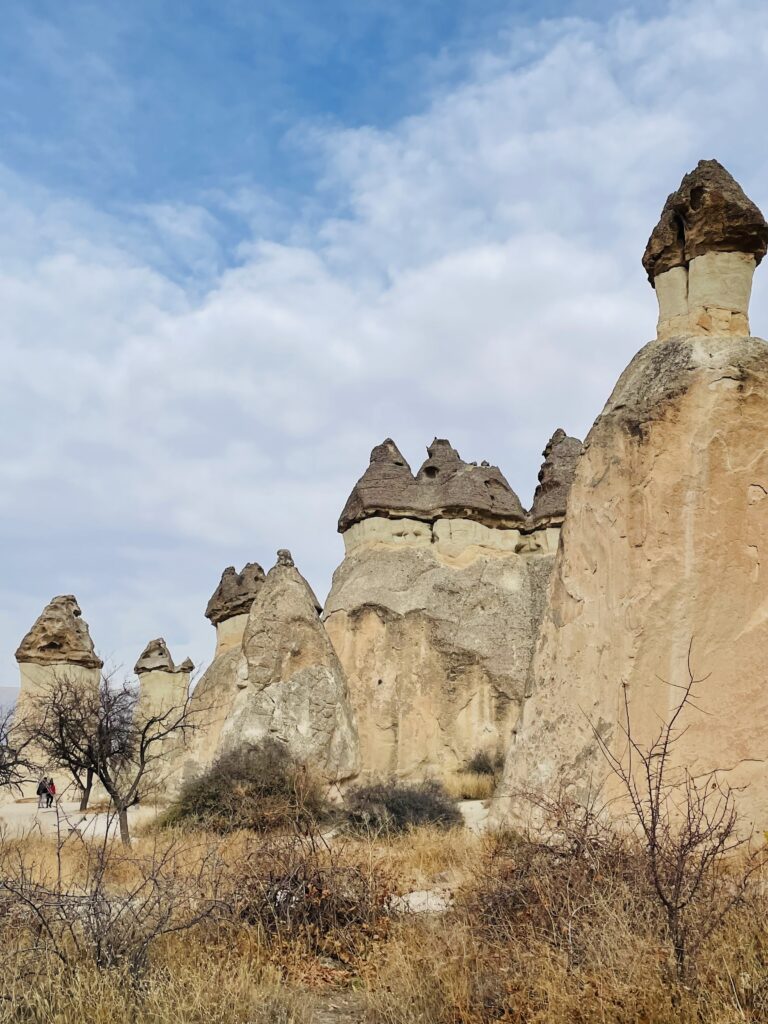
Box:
[0, 707, 38, 793]
[593, 641, 758, 978]
[21, 674, 100, 810]
[22, 672, 202, 845]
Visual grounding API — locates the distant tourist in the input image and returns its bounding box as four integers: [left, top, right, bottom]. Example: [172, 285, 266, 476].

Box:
[36, 778, 47, 809]
[45, 778, 56, 809]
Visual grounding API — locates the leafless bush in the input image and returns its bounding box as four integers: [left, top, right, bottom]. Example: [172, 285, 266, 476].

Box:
[594, 641, 760, 979]
[229, 830, 393, 961]
[0, 818, 225, 978]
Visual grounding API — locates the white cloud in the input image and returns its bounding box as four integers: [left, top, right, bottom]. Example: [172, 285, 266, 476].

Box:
[3, 0, 768, 684]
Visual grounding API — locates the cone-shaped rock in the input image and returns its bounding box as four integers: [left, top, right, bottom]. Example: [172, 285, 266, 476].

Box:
[220, 550, 359, 784]
[496, 161, 768, 829]
[134, 638, 193, 676]
[529, 429, 584, 527]
[16, 595, 102, 669]
[205, 562, 265, 625]
[338, 439, 415, 531]
[415, 439, 526, 524]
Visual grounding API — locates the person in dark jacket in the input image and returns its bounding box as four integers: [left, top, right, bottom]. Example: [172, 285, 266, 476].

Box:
[35, 778, 47, 809]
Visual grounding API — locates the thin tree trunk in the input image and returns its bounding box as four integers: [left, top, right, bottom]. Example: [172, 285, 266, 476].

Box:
[79, 767, 93, 812]
[117, 804, 131, 846]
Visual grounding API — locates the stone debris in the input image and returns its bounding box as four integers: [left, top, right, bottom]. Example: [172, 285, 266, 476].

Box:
[15, 595, 102, 669]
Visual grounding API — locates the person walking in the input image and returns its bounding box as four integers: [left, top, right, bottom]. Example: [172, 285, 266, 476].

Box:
[45, 778, 56, 809]
[35, 778, 47, 809]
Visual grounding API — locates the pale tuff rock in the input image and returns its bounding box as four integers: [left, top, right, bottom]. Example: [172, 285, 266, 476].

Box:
[135, 639, 192, 730]
[14, 596, 102, 799]
[339, 438, 525, 532]
[178, 559, 274, 783]
[205, 562, 265, 626]
[218, 551, 359, 785]
[134, 638, 193, 676]
[15, 595, 102, 669]
[497, 164, 768, 829]
[529, 429, 584, 528]
[325, 436, 575, 782]
[324, 542, 549, 781]
[643, 161, 768, 340]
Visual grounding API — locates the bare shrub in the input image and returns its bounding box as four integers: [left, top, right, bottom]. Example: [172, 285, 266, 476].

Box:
[160, 741, 328, 834]
[345, 780, 462, 834]
[594, 642, 760, 979]
[228, 830, 393, 962]
[0, 823, 225, 978]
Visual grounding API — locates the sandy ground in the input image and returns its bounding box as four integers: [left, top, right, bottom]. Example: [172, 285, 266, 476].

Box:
[0, 798, 159, 839]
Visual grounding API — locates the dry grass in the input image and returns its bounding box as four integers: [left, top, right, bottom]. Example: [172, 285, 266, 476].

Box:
[443, 770, 496, 801]
[0, 814, 766, 1023]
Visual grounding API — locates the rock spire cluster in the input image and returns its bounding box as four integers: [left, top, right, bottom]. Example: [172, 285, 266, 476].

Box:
[339, 438, 526, 532]
[17, 156, 768, 828]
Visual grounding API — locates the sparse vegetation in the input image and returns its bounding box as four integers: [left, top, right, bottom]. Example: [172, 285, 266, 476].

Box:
[345, 779, 462, 834]
[160, 741, 328, 834]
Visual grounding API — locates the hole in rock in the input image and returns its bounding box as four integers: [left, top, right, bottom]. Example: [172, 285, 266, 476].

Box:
[689, 185, 705, 211]
[423, 466, 439, 478]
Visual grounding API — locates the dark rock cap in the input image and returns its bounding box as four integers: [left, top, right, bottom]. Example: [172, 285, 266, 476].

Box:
[338, 438, 525, 532]
[643, 159, 768, 284]
[529, 429, 584, 527]
[15, 595, 103, 669]
[338, 439, 414, 532]
[205, 562, 266, 625]
[134, 638, 193, 676]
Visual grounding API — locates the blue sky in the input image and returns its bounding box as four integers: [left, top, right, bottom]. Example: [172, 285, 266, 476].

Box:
[2, 0, 768, 685]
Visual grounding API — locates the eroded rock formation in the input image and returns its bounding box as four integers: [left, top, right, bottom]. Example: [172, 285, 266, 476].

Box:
[16, 595, 102, 669]
[643, 159, 768, 340]
[14, 596, 102, 795]
[497, 161, 768, 828]
[325, 434, 581, 782]
[182, 562, 266, 775]
[219, 550, 359, 785]
[135, 638, 193, 723]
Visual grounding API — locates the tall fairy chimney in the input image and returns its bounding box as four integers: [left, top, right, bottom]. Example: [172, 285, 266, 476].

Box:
[643, 159, 768, 340]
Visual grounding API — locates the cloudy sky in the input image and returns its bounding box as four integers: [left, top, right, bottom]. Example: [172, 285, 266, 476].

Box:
[2, 0, 768, 686]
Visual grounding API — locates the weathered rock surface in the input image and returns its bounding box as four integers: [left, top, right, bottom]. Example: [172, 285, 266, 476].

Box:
[339, 438, 526, 531]
[529, 429, 584, 528]
[218, 551, 359, 785]
[326, 437, 574, 782]
[134, 638, 193, 676]
[205, 563, 265, 625]
[15, 596, 102, 669]
[643, 159, 768, 282]
[499, 164, 768, 829]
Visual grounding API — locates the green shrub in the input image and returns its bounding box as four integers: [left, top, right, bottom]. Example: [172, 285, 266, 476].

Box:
[160, 741, 327, 833]
[345, 780, 462, 834]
